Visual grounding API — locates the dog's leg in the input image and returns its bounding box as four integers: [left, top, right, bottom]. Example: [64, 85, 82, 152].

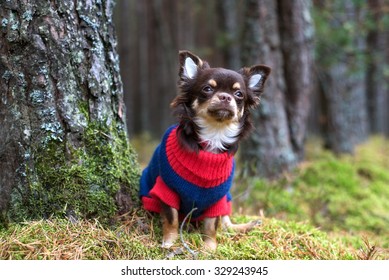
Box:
[160, 203, 179, 248]
[221, 215, 261, 233]
[203, 216, 220, 251]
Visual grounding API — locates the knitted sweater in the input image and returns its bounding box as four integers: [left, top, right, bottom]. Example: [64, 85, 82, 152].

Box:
[139, 125, 234, 220]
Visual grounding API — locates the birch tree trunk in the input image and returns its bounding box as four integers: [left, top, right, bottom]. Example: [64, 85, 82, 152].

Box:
[0, 0, 139, 226]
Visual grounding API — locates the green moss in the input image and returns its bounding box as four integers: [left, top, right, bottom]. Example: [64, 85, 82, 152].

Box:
[0, 217, 361, 260]
[233, 137, 389, 253]
[9, 120, 140, 224]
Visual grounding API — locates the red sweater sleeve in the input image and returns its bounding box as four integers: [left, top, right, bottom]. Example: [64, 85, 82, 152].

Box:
[142, 176, 181, 212]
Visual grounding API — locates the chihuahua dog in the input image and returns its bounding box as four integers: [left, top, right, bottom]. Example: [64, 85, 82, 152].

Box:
[139, 50, 271, 250]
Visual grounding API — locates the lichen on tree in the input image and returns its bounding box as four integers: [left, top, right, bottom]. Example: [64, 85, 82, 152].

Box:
[0, 0, 140, 226]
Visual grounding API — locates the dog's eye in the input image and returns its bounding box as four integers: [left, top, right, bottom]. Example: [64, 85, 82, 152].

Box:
[202, 86, 214, 94]
[234, 91, 244, 99]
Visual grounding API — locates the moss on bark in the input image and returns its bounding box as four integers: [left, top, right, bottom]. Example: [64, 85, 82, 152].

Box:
[9, 119, 140, 225]
[0, 0, 139, 226]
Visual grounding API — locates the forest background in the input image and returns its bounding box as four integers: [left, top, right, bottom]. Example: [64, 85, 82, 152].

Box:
[117, 0, 389, 144]
[116, 0, 389, 176]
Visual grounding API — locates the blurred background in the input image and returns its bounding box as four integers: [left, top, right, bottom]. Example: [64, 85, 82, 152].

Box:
[113, 0, 388, 176]
[114, 0, 388, 139]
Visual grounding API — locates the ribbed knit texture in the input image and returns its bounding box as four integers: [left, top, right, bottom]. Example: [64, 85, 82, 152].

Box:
[139, 125, 234, 220]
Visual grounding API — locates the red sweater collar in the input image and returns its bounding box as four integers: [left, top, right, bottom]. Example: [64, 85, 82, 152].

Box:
[165, 127, 234, 188]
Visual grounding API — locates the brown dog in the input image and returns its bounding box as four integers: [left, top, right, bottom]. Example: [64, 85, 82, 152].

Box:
[139, 51, 271, 250]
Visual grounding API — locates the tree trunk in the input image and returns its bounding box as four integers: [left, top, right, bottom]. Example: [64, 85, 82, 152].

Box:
[150, 0, 178, 134]
[240, 0, 315, 179]
[366, 0, 388, 134]
[240, 0, 297, 179]
[0, 0, 139, 226]
[217, 0, 241, 70]
[115, 0, 136, 136]
[278, 0, 315, 160]
[315, 1, 369, 154]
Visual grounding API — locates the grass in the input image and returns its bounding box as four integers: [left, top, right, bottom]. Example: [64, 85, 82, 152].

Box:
[1, 136, 388, 260]
[233, 136, 389, 259]
[0, 214, 364, 260]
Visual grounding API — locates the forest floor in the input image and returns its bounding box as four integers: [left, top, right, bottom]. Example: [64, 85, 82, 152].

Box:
[1, 136, 388, 260]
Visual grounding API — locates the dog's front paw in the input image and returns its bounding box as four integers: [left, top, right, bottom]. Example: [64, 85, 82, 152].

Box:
[161, 241, 174, 249]
[203, 236, 217, 251]
[161, 233, 178, 249]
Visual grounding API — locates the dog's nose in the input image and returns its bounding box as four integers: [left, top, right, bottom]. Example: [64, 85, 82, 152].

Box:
[218, 92, 232, 103]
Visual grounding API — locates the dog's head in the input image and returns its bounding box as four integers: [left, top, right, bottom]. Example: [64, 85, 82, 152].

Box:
[171, 50, 271, 154]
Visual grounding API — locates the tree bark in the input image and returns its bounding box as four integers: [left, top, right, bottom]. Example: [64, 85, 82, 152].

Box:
[240, 0, 315, 178]
[278, 0, 315, 160]
[240, 0, 298, 179]
[366, 0, 388, 134]
[115, 0, 135, 136]
[150, 0, 178, 134]
[217, 0, 241, 70]
[315, 1, 369, 154]
[0, 0, 139, 226]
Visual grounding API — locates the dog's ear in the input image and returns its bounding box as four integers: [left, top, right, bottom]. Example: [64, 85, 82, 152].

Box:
[239, 65, 271, 106]
[178, 50, 209, 80]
